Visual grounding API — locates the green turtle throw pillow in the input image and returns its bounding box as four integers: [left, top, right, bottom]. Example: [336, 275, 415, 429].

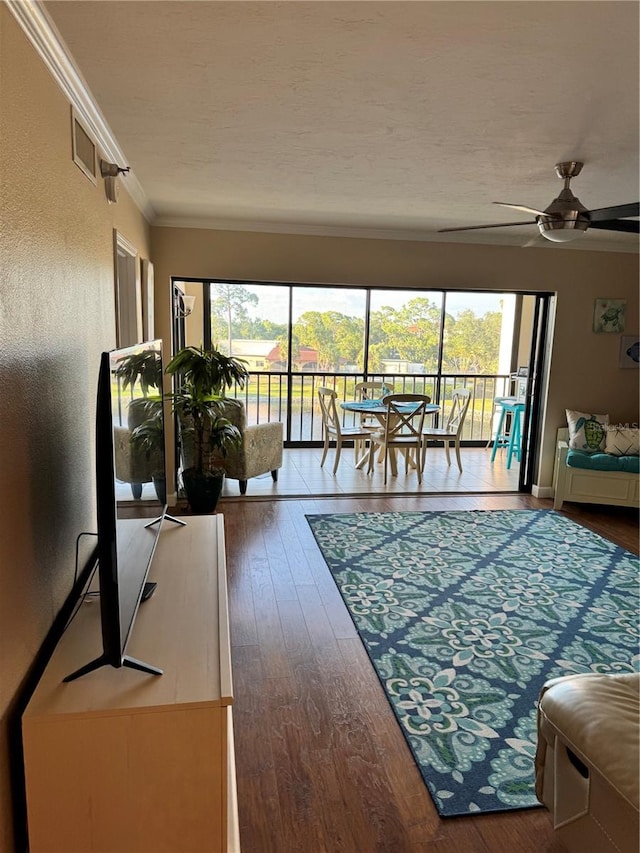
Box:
[566, 410, 609, 452]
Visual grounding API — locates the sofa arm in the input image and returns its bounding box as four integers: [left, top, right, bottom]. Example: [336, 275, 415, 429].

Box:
[535, 673, 640, 853]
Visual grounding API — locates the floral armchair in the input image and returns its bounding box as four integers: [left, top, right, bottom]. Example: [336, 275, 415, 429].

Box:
[114, 424, 154, 499]
[213, 400, 283, 495]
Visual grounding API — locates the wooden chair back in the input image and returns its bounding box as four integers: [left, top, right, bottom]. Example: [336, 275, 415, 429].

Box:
[355, 380, 394, 401]
[355, 381, 394, 430]
[382, 393, 431, 441]
[318, 387, 340, 436]
[443, 388, 471, 436]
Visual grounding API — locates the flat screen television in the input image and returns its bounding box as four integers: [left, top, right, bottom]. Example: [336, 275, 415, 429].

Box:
[64, 340, 183, 682]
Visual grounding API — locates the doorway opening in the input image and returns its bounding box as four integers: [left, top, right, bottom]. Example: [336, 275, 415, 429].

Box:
[114, 231, 141, 347]
[170, 279, 554, 497]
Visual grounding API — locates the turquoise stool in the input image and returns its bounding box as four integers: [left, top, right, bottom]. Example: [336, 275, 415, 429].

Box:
[490, 400, 526, 469]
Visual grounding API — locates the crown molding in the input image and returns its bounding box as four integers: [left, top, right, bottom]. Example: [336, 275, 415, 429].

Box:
[152, 215, 444, 243]
[152, 215, 637, 252]
[5, 0, 155, 221]
[6, 2, 636, 254]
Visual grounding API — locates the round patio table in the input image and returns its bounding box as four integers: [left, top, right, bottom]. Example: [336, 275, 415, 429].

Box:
[340, 399, 440, 471]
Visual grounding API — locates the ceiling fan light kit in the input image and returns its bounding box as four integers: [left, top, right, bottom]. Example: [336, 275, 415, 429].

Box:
[439, 161, 639, 245]
[537, 218, 589, 243]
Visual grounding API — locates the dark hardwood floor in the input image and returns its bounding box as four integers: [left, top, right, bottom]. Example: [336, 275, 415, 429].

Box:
[219, 494, 639, 853]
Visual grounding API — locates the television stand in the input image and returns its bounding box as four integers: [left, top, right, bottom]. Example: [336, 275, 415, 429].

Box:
[62, 651, 163, 683]
[144, 512, 187, 529]
[141, 580, 157, 601]
[121, 654, 163, 675]
[22, 515, 238, 852]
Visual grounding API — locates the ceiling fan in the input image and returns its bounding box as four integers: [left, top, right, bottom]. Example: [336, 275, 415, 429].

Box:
[438, 162, 639, 244]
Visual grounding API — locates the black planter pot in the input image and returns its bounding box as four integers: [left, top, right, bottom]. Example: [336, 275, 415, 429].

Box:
[152, 475, 166, 505]
[182, 468, 224, 514]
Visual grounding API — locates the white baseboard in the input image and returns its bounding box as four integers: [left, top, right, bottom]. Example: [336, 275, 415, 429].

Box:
[533, 485, 554, 499]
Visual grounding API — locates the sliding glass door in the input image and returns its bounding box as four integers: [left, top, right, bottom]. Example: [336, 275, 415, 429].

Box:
[172, 278, 549, 488]
[518, 293, 554, 492]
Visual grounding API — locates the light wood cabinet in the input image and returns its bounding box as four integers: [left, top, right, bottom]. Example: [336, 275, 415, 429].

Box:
[22, 514, 239, 853]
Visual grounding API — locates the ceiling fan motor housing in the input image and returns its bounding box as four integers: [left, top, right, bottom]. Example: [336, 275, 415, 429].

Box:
[537, 180, 590, 241]
[554, 161, 584, 180]
[437, 159, 638, 244]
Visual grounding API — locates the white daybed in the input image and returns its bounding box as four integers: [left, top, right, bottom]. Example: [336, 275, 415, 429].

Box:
[553, 427, 640, 510]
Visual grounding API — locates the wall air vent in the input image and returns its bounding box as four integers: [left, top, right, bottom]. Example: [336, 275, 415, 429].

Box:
[71, 108, 97, 184]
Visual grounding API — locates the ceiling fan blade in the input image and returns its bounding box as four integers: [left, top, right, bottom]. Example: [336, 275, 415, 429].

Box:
[589, 202, 639, 221]
[493, 201, 550, 217]
[438, 221, 536, 233]
[589, 219, 640, 233]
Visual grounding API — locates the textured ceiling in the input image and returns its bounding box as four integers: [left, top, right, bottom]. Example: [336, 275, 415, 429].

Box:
[45, 0, 640, 250]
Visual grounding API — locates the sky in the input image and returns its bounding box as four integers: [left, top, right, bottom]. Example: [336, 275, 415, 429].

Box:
[235, 283, 505, 323]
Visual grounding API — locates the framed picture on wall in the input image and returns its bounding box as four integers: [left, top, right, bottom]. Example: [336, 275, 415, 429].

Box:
[593, 298, 626, 333]
[141, 259, 155, 341]
[619, 335, 640, 368]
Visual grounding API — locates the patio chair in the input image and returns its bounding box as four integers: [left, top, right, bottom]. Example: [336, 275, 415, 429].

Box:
[421, 388, 471, 473]
[354, 380, 395, 457]
[367, 393, 430, 485]
[318, 387, 374, 475]
[354, 380, 395, 411]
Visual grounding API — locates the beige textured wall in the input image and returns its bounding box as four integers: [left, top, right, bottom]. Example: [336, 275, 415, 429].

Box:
[0, 10, 150, 849]
[1, 4, 638, 847]
[151, 227, 639, 489]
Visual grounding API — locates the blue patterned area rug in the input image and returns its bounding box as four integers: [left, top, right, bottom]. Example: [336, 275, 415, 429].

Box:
[306, 509, 639, 817]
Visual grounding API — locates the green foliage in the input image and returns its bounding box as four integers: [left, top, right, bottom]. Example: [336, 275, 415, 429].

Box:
[369, 298, 443, 371]
[443, 310, 501, 374]
[114, 350, 162, 396]
[130, 399, 164, 474]
[171, 392, 241, 474]
[166, 345, 248, 475]
[241, 318, 287, 339]
[293, 311, 364, 371]
[211, 283, 259, 352]
[165, 345, 249, 396]
[276, 331, 301, 367]
[206, 284, 506, 377]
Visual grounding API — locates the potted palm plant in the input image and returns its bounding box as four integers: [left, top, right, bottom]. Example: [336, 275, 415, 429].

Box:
[165, 345, 249, 513]
[114, 349, 163, 399]
[113, 347, 163, 430]
[111, 346, 164, 499]
[130, 401, 166, 503]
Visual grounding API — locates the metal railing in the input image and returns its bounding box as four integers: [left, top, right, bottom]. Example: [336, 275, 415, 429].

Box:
[228, 372, 514, 445]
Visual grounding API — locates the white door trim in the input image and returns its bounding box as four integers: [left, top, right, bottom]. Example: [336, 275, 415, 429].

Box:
[114, 231, 142, 347]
